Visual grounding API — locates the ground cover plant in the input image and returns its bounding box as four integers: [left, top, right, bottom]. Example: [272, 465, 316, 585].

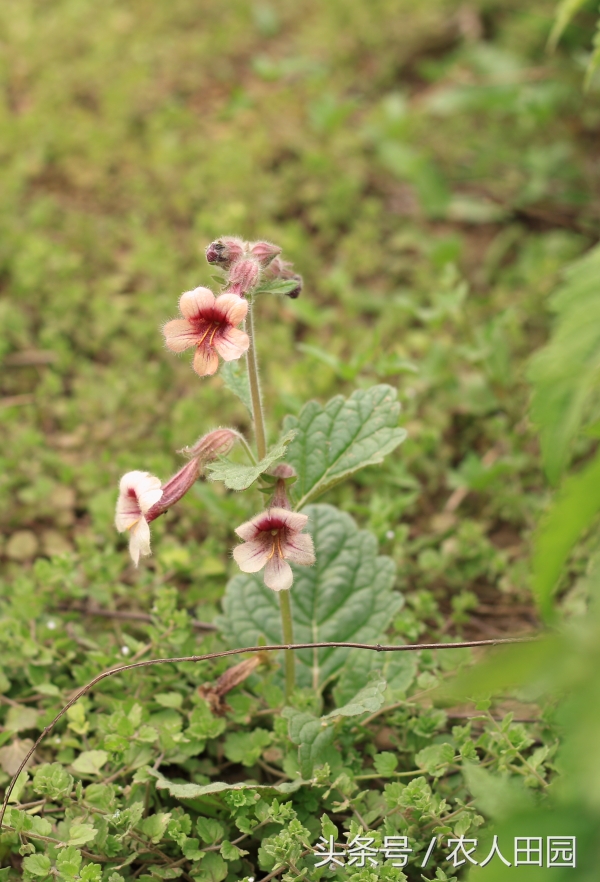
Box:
[2, 0, 600, 879]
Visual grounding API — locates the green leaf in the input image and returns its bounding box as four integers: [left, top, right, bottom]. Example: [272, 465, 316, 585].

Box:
[281, 708, 335, 779]
[138, 812, 171, 843]
[463, 764, 534, 820]
[322, 677, 387, 719]
[148, 769, 304, 799]
[533, 451, 600, 619]
[22, 855, 52, 878]
[219, 360, 252, 413]
[196, 818, 225, 844]
[219, 504, 401, 688]
[67, 823, 97, 846]
[56, 846, 82, 879]
[71, 750, 108, 775]
[334, 648, 417, 705]
[5, 706, 39, 733]
[33, 762, 74, 799]
[373, 752, 398, 777]
[223, 729, 272, 767]
[79, 868, 102, 882]
[193, 853, 228, 882]
[547, 0, 589, 51]
[205, 430, 296, 490]
[528, 244, 600, 484]
[415, 743, 455, 777]
[283, 385, 406, 507]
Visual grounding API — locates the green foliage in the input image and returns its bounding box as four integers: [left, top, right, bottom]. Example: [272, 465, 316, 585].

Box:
[206, 430, 296, 490]
[284, 386, 407, 508]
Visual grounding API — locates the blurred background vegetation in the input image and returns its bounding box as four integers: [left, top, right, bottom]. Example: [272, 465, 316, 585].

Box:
[2, 0, 600, 879]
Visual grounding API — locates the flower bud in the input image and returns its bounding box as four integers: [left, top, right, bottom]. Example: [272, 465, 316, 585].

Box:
[180, 428, 240, 462]
[227, 257, 261, 296]
[249, 240, 282, 266]
[146, 458, 200, 522]
[271, 463, 296, 480]
[205, 236, 245, 269]
[266, 257, 303, 299]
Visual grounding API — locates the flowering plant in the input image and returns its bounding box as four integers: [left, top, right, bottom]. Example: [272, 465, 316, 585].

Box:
[114, 236, 407, 698]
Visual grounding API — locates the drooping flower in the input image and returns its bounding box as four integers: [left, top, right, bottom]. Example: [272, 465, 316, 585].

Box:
[232, 507, 315, 592]
[115, 471, 163, 566]
[115, 459, 201, 566]
[163, 287, 249, 377]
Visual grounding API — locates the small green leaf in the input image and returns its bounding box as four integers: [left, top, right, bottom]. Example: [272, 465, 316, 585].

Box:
[373, 752, 398, 777]
[154, 692, 183, 709]
[5, 706, 39, 733]
[282, 708, 336, 779]
[205, 430, 296, 490]
[149, 769, 303, 799]
[196, 817, 225, 844]
[79, 868, 102, 882]
[67, 822, 97, 846]
[56, 846, 82, 878]
[33, 763, 74, 799]
[72, 750, 109, 775]
[223, 729, 272, 767]
[22, 855, 52, 878]
[219, 360, 252, 413]
[193, 853, 228, 882]
[415, 743, 455, 777]
[220, 504, 401, 688]
[322, 677, 387, 719]
[283, 384, 406, 507]
[138, 812, 171, 843]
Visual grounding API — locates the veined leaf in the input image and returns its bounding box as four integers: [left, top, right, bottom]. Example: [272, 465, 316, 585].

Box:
[533, 451, 600, 620]
[219, 360, 252, 413]
[218, 504, 401, 688]
[528, 244, 600, 484]
[283, 385, 407, 508]
[205, 430, 296, 490]
[322, 676, 387, 719]
[148, 769, 304, 799]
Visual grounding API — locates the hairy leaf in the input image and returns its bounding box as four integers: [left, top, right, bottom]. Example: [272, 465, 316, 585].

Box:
[219, 504, 401, 688]
[219, 360, 252, 413]
[281, 708, 335, 778]
[322, 676, 387, 719]
[533, 451, 600, 619]
[528, 244, 600, 484]
[205, 430, 296, 490]
[283, 385, 406, 507]
[149, 769, 303, 799]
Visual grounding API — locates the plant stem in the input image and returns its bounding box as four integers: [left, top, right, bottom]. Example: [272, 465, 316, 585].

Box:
[245, 300, 267, 461]
[279, 589, 295, 699]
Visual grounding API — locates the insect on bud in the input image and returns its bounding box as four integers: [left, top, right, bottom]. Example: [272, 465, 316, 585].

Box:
[205, 236, 245, 269]
[227, 257, 261, 296]
[249, 240, 282, 266]
[266, 257, 303, 299]
[180, 428, 240, 463]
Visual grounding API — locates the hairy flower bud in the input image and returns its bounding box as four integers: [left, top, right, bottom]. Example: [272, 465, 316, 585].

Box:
[249, 240, 282, 266]
[205, 236, 245, 268]
[266, 256, 303, 299]
[227, 257, 261, 297]
[180, 428, 240, 462]
[146, 458, 201, 522]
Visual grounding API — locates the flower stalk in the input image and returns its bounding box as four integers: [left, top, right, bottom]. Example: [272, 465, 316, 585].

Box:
[278, 588, 295, 699]
[245, 299, 267, 461]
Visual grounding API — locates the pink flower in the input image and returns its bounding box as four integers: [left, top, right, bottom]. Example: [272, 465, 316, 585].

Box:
[115, 460, 201, 566]
[163, 287, 249, 377]
[232, 507, 315, 592]
[115, 471, 163, 566]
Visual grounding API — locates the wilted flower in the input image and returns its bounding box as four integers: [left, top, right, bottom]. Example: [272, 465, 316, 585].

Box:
[232, 507, 315, 591]
[205, 236, 245, 268]
[163, 286, 249, 377]
[115, 459, 201, 566]
[115, 471, 163, 566]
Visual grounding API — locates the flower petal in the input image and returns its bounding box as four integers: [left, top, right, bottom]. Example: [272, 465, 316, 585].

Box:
[215, 293, 248, 326]
[264, 555, 293, 592]
[234, 511, 273, 541]
[282, 531, 315, 566]
[233, 538, 270, 573]
[270, 508, 309, 533]
[214, 327, 250, 361]
[193, 345, 219, 376]
[179, 286, 215, 319]
[129, 517, 151, 567]
[116, 471, 162, 530]
[163, 319, 198, 352]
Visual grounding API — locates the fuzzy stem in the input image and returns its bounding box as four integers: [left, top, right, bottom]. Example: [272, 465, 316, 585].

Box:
[245, 301, 267, 461]
[279, 589, 295, 699]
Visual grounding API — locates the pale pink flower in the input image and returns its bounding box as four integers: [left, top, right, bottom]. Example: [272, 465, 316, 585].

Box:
[163, 287, 249, 377]
[115, 459, 201, 566]
[115, 471, 163, 566]
[232, 507, 315, 592]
